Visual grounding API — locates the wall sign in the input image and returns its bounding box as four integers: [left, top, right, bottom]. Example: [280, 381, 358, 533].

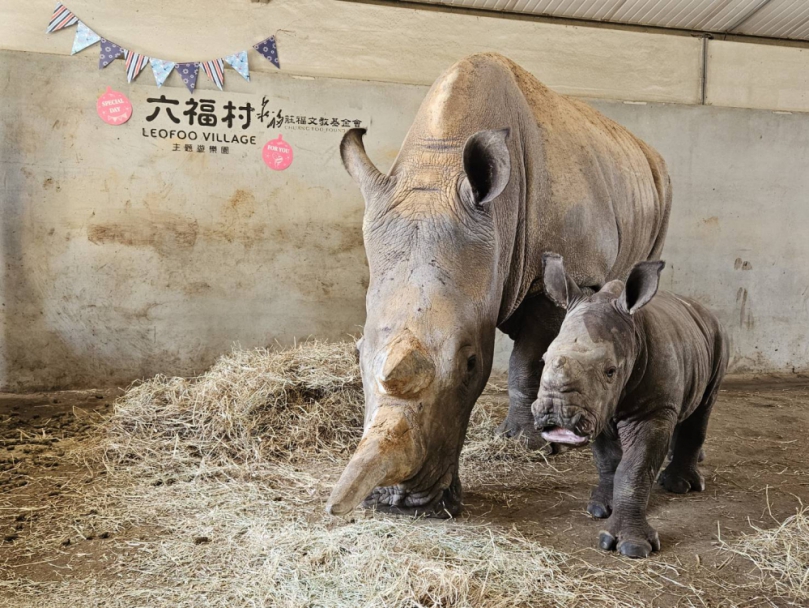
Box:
[262, 135, 293, 171]
[97, 87, 132, 125]
[96, 87, 371, 168]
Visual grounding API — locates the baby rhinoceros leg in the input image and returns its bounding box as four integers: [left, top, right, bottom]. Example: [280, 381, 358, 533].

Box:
[587, 432, 623, 519]
[659, 394, 717, 494]
[599, 415, 674, 559]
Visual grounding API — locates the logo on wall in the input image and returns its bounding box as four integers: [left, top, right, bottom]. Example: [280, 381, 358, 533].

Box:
[263, 135, 293, 171]
[97, 87, 132, 125]
[45, 2, 280, 93]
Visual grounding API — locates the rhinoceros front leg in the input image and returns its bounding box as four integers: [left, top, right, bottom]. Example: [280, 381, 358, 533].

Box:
[588, 429, 623, 519]
[598, 412, 675, 558]
[497, 296, 565, 448]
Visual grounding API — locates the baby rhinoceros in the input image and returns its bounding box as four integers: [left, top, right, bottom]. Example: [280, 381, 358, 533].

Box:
[533, 254, 728, 559]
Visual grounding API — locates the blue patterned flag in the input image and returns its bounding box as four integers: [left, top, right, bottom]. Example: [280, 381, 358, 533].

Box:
[123, 50, 149, 82]
[176, 62, 199, 93]
[150, 58, 175, 88]
[253, 35, 280, 69]
[99, 39, 125, 69]
[47, 2, 78, 33]
[201, 59, 225, 90]
[224, 51, 250, 81]
[71, 21, 100, 55]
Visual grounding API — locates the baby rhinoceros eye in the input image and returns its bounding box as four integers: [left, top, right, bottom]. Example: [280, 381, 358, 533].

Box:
[605, 366, 617, 380]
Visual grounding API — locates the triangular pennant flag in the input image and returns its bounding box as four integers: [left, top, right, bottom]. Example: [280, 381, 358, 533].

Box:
[46, 2, 79, 33]
[99, 39, 125, 69]
[71, 21, 100, 55]
[123, 50, 149, 82]
[201, 59, 225, 90]
[176, 62, 199, 93]
[224, 51, 250, 82]
[253, 35, 280, 69]
[150, 58, 175, 88]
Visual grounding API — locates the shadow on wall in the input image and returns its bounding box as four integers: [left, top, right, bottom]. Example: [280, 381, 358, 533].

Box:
[1, 119, 81, 391]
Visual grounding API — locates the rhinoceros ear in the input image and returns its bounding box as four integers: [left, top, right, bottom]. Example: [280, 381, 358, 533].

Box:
[543, 253, 582, 310]
[340, 128, 389, 197]
[618, 261, 665, 315]
[461, 128, 511, 207]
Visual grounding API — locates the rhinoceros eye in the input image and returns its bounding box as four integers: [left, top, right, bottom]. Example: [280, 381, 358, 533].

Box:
[467, 354, 477, 372]
[605, 366, 617, 380]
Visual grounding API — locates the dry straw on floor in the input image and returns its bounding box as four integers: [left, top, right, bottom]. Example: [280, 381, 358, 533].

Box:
[722, 504, 809, 602]
[5, 342, 651, 607]
[2, 342, 805, 607]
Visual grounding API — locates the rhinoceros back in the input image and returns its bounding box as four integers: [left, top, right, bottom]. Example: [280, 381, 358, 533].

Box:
[500, 55, 671, 292]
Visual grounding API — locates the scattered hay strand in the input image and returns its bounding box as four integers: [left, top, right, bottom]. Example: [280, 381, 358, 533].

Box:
[5, 477, 643, 608]
[722, 504, 809, 602]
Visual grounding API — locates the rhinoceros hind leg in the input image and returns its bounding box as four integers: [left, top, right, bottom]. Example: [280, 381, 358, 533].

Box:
[660, 387, 716, 494]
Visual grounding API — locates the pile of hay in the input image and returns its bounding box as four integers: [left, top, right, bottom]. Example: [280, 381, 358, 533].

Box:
[98, 342, 364, 475]
[723, 505, 809, 602]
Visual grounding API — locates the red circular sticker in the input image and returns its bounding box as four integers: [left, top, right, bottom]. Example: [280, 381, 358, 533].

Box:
[97, 87, 132, 125]
[262, 134, 293, 170]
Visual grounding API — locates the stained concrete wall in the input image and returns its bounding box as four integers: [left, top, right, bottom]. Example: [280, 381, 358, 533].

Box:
[2, 0, 809, 389]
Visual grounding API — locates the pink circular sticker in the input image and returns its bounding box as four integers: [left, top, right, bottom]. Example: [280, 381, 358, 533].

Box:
[97, 87, 132, 125]
[263, 134, 293, 171]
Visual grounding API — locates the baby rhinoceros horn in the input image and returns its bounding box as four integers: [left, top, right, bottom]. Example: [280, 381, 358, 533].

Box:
[377, 331, 435, 398]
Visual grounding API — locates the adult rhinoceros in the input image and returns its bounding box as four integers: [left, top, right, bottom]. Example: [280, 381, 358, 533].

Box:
[326, 53, 671, 518]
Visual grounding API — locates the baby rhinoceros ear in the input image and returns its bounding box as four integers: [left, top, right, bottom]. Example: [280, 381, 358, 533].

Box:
[618, 261, 665, 315]
[542, 253, 583, 310]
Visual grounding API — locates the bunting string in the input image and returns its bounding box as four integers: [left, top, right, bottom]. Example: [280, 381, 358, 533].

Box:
[46, 2, 280, 93]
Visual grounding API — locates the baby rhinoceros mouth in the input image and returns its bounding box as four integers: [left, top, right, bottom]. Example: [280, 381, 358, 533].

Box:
[540, 426, 590, 446]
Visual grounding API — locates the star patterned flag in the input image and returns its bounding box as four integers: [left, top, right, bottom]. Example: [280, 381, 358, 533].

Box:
[224, 51, 250, 81]
[150, 58, 175, 88]
[201, 58, 225, 90]
[176, 62, 199, 93]
[46, 3, 78, 33]
[123, 50, 149, 82]
[253, 35, 280, 69]
[71, 21, 100, 55]
[98, 38, 125, 69]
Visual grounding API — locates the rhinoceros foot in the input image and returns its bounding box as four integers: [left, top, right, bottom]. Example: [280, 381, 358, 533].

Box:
[598, 517, 660, 559]
[361, 472, 462, 519]
[658, 465, 705, 494]
[587, 488, 613, 519]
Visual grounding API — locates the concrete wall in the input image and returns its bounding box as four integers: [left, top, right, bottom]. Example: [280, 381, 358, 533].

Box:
[2, 0, 809, 389]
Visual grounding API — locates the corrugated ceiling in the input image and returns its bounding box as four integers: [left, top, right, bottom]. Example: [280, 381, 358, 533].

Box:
[406, 0, 809, 41]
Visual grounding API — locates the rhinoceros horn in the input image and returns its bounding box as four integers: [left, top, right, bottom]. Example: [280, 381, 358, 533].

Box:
[377, 331, 435, 398]
[326, 405, 423, 516]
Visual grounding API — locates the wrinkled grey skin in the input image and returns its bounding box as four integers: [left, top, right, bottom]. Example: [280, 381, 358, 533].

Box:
[326, 53, 672, 519]
[533, 254, 728, 558]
